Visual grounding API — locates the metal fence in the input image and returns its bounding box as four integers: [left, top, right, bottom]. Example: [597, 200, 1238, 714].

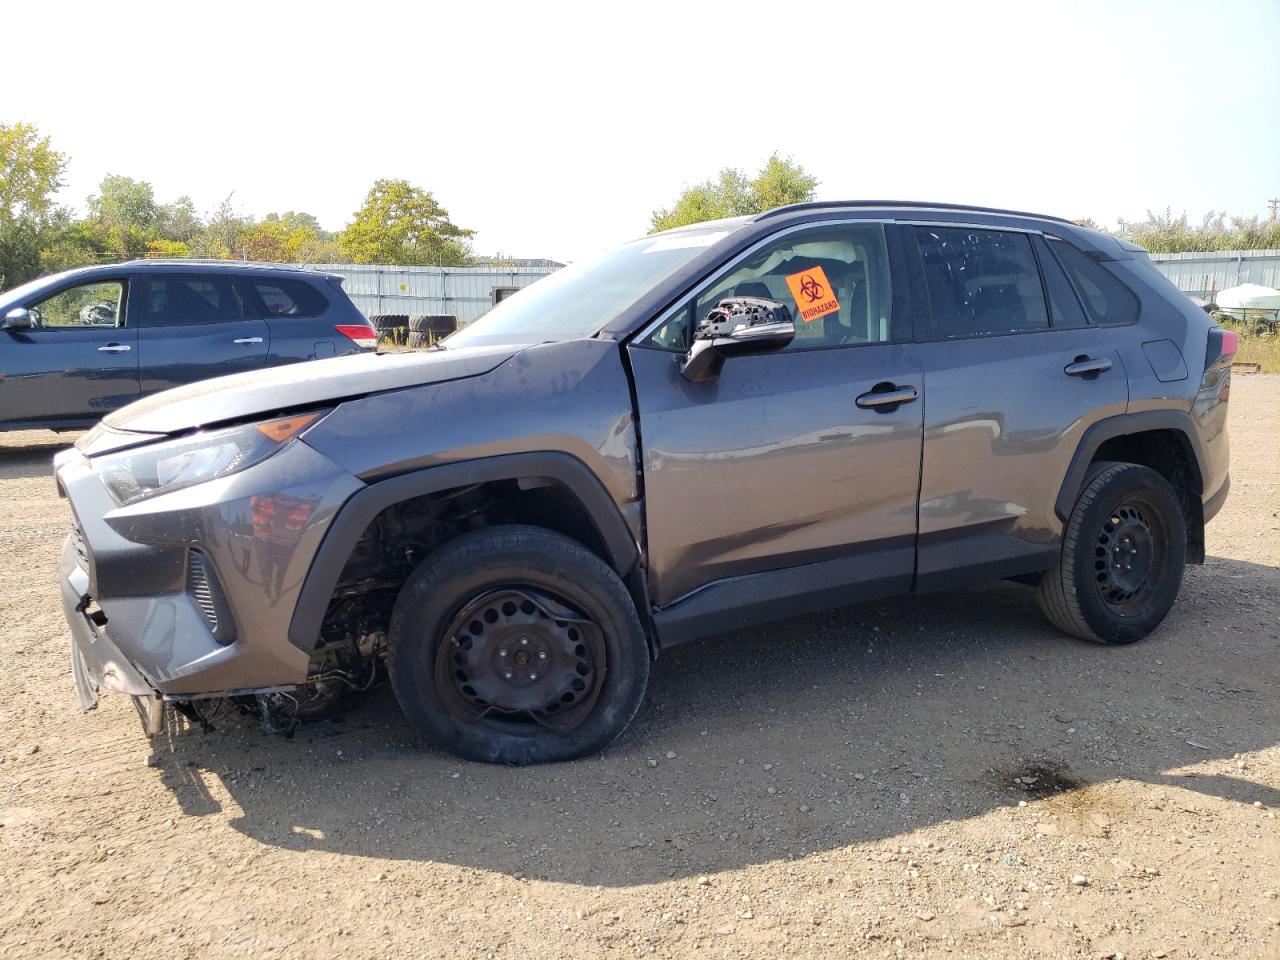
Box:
[300, 250, 1280, 327]
[1148, 249, 1280, 300]
[302, 262, 561, 325]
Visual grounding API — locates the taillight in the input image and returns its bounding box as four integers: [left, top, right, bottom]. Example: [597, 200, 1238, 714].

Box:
[1205, 327, 1238, 369]
[335, 324, 377, 349]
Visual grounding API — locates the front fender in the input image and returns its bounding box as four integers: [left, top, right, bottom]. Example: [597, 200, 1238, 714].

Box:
[286, 451, 641, 655]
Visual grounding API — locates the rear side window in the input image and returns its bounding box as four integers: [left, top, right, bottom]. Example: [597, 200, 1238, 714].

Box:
[1032, 236, 1088, 328]
[138, 276, 247, 326]
[1046, 238, 1139, 326]
[914, 227, 1048, 338]
[249, 278, 328, 318]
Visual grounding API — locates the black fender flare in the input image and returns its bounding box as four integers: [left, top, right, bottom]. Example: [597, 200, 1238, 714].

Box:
[287, 452, 640, 654]
[1054, 410, 1207, 523]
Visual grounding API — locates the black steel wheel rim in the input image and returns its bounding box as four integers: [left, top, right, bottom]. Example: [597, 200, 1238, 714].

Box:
[434, 587, 606, 734]
[1091, 495, 1167, 616]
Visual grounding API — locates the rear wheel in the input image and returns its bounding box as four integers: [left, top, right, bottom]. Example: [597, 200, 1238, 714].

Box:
[1038, 462, 1186, 644]
[388, 525, 649, 764]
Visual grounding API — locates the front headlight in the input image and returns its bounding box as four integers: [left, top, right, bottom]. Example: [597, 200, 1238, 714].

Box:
[95, 412, 325, 506]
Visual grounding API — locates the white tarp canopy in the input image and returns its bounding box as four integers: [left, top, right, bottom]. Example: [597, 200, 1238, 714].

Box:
[1216, 283, 1280, 311]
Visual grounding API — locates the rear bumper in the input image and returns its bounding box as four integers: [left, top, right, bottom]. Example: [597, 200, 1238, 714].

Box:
[55, 438, 364, 703]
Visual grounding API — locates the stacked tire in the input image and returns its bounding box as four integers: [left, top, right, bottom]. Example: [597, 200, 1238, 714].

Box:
[408, 315, 458, 348]
[369, 314, 409, 345]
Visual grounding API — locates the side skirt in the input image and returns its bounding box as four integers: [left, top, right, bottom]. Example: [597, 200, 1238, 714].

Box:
[651, 547, 914, 649]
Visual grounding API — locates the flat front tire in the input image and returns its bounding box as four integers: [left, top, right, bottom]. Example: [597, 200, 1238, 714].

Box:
[388, 525, 650, 764]
[1038, 462, 1187, 644]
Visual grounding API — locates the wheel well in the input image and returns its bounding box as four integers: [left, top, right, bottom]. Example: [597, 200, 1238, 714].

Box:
[1090, 429, 1205, 563]
[313, 478, 654, 656]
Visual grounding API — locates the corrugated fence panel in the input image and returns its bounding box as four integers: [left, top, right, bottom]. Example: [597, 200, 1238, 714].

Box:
[303, 263, 560, 324]
[307, 251, 1280, 320]
[1149, 249, 1280, 298]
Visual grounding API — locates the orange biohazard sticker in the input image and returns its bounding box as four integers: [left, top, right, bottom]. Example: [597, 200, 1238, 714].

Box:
[784, 266, 840, 323]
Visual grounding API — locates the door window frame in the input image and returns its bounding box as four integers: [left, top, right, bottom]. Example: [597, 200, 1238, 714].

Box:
[132, 273, 254, 328]
[631, 218, 910, 354]
[903, 221, 1062, 343]
[25, 277, 131, 331]
[1041, 234, 1142, 329]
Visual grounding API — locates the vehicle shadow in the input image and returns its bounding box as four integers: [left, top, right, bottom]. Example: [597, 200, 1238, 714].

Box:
[152, 556, 1280, 888]
[0, 433, 77, 480]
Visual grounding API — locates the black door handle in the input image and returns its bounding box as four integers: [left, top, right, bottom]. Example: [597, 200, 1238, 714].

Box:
[1064, 356, 1112, 377]
[855, 383, 918, 411]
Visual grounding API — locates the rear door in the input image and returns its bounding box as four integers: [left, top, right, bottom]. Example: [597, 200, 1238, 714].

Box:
[908, 224, 1129, 588]
[627, 220, 924, 611]
[0, 277, 139, 427]
[242, 275, 344, 362]
[134, 273, 270, 394]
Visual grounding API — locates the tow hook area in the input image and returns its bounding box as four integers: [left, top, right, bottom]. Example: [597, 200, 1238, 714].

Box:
[132, 695, 164, 736]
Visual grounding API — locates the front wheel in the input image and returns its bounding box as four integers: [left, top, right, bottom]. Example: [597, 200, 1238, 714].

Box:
[1038, 462, 1187, 644]
[388, 525, 650, 764]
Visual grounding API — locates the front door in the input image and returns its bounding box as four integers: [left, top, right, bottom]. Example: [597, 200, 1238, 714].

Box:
[626, 221, 924, 613]
[0, 277, 139, 428]
[134, 273, 270, 394]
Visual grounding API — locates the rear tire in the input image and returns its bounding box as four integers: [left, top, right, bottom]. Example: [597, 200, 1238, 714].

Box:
[1038, 462, 1186, 644]
[388, 525, 650, 764]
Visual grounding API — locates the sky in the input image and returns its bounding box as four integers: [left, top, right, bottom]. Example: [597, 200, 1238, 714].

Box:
[4, 0, 1278, 262]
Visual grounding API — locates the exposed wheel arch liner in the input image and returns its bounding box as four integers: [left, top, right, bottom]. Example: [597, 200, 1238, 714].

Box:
[287, 452, 640, 654]
[1054, 410, 1207, 523]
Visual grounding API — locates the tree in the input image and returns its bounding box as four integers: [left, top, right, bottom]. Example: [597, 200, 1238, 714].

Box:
[339, 179, 473, 265]
[87, 174, 158, 232]
[0, 122, 68, 288]
[650, 153, 818, 232]
[189, 193, 250, 259]
[156, 196, 202, 243]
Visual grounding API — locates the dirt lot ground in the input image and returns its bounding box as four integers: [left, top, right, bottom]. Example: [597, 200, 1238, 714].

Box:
[1, 378, 1277, 960]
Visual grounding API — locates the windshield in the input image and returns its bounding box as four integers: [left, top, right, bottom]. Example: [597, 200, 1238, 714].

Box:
[445, 225, 737, 348]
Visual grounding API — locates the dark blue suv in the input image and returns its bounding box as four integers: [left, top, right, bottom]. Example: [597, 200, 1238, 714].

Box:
[0, 260, 375, 431]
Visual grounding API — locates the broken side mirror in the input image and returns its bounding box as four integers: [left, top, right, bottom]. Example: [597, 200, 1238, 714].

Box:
[680, 297, 796, 383]
[2, 308, 33, 332]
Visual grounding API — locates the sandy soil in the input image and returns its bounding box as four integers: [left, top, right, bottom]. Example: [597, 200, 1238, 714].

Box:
[1, 378, 1277, 960]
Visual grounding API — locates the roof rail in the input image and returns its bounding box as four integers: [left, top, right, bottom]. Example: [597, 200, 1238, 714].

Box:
[755, 200, 1073, 225]
[120, 258, 308, 270]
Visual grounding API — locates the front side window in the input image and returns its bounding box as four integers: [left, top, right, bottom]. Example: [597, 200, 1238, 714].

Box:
[915, 227, 1048, 339]
[139, 276, 247, 326]
[1047, 237, 1139, 326]
[30, 281, 125, 329]
[646, 223, 895, 351]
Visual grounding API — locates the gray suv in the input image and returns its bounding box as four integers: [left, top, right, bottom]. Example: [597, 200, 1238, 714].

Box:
[55, 202, 1234, 764]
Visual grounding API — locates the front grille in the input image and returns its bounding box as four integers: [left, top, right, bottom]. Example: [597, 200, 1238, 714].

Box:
[186, 551, 219, 631]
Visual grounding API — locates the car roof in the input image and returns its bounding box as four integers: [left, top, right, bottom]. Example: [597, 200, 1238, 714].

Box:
[749, 199, 1075, 225]
[34, 260, 337, 283]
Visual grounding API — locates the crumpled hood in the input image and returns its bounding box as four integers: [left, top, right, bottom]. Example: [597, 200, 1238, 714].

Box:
[94, 344, 516, 440]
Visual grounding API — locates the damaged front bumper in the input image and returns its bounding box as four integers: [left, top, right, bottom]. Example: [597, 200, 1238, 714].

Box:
[54, 436, 364, 730]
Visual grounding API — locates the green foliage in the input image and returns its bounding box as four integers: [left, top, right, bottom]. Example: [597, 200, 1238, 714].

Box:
[156, 196, 201, 243]
[0, 122, 68, 287]
[1115, 208, 1280, 253]
[338, 179, 474, 266]
[650, 153, 818, 232]
[88, 174, 158, 231]
[1216, 316, 1280, 373]
[145, 238, 192, 259]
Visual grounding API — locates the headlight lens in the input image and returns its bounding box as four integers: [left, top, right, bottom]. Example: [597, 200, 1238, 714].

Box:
[95, 412, 324, 506]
